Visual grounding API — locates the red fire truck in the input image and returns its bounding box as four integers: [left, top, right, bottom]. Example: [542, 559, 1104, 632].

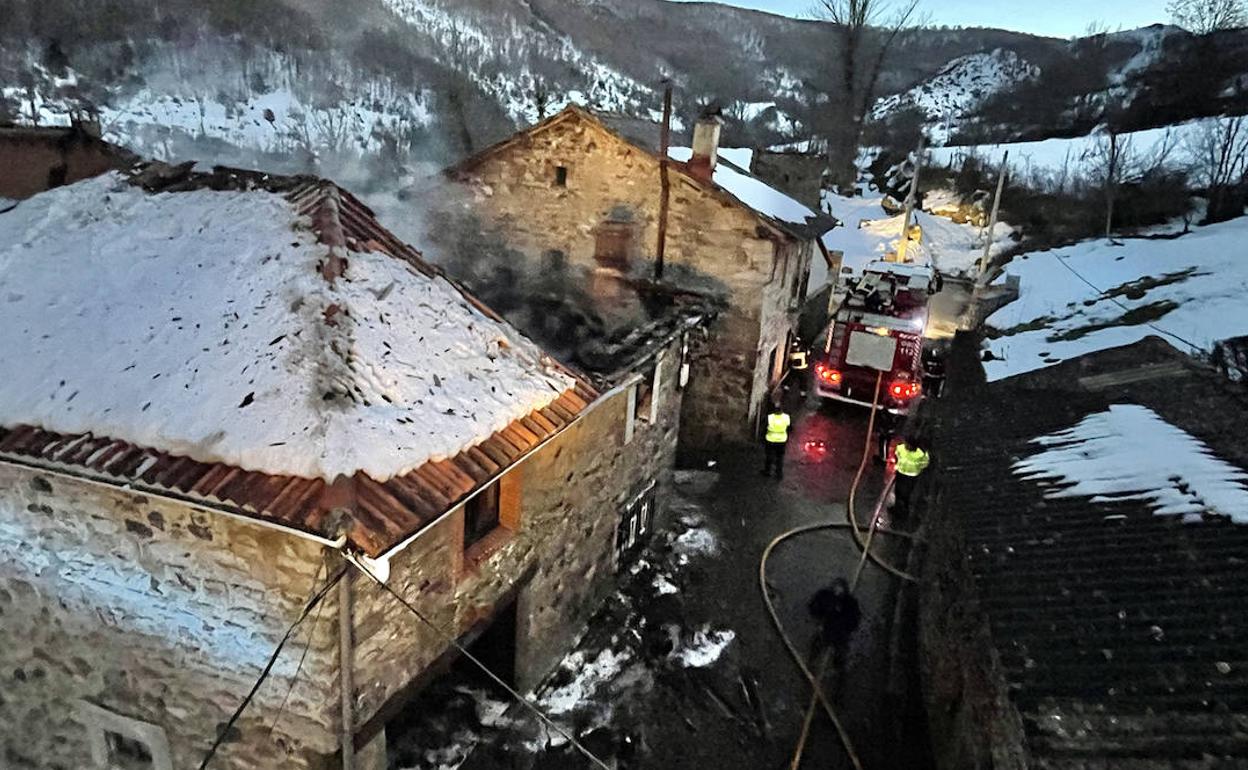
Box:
[813, 261, 936, 415]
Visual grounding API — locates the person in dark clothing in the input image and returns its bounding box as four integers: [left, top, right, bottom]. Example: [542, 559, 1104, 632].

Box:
[922, 344, 947, 399]
[807, 578, 861, 671]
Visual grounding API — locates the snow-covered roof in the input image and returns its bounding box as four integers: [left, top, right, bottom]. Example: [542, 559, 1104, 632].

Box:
[0, 172, 575, 483]
[1015, 404, 1248, 523]
[668, 146, 822, 231]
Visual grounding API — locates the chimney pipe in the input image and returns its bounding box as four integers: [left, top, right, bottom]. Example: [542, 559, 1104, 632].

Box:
[656, 81, 673, 281]
[688, 112, 723, 183]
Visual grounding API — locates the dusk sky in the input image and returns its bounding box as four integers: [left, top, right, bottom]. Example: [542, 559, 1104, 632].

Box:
[668, 0, 1172, 38]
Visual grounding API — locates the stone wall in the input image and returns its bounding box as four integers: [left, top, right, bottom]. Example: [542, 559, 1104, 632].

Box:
[451, 113, 810, 445]
[350, 336, 687, 744]
[0, 465, 343, 770]
[749, 151, 826, 209]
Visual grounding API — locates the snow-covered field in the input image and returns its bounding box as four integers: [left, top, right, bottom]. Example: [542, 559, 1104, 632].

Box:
[1015, 404, 1248, 524]
[983, 216, 1248, 381]
[0, 174, 571, 480]
[931, 116, 1240, 186]
[817, 190, 1014, 285]
[872, 49, 1039, 146]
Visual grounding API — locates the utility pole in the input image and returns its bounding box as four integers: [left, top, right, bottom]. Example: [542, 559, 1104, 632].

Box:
[895, 133, 925, 264]
[977, 150, 1009, 285]
[655, 81, 673, 281]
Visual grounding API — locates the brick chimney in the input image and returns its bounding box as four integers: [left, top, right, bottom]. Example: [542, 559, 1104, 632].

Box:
[687, 112, 723, 183]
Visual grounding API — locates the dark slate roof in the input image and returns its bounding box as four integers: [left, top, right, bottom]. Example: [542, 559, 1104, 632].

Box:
[937, 336, 1248, 768]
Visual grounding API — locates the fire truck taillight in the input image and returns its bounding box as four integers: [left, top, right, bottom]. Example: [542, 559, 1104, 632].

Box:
[889, 380, 922, 400]
[815, 363, 842, 386]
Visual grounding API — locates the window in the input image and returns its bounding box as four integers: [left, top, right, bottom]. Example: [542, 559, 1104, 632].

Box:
[615, 482, 657, 565]
[76, 700, 172, 770]
[554, 166, 568, 187]
[463, 482, 501, 550]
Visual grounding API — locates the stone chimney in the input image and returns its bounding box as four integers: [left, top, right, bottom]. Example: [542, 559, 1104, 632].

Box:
[687, 112, 723, 183]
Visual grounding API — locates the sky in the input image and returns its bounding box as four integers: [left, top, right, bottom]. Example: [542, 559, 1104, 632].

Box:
[668, 0, 1171, 38]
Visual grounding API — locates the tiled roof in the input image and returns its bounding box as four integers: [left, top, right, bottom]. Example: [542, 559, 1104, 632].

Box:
[2, 165, 598, 558]
[937, 337, 1248, 766]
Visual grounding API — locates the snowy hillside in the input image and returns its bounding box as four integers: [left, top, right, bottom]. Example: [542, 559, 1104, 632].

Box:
[983, 217, 1248, 381]
[872, 49, 1040, 145]
[932, 116, 1240, 187]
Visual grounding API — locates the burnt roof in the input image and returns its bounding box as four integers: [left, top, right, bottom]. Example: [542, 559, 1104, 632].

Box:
[935, 336, 1248, 766]
[1, 163, 597, 558]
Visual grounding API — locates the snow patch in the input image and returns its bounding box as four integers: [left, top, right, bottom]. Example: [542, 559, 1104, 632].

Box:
[673, 527, 718, 558]
[535, 648, 631, 715]
[1014, 405, 1248, 522]
[673, 628, 735, 668]
[669, 146, 820, 228]
[983, 215, 1248, 380]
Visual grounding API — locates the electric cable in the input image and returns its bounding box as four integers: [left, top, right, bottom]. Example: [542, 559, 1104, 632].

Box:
[267, 560, 332, 738]
[1050, 251, 1207, 354]
[197, 566, 346, 770]
[346, 556, 614, 770]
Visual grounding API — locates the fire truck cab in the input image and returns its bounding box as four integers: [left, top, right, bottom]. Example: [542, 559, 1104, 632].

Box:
[814, 261, 935, 415]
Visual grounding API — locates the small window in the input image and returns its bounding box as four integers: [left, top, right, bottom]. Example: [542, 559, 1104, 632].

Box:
[635, 369, 655, 424]
[464, 483, 501, 549]
[107, 731, 154, 770]
[76, 700, 172, 770]
[554, 166, 568, 187]
[615, 482, 657, 565]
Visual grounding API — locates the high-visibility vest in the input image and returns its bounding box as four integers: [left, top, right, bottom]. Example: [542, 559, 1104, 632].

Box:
[895, 444, 930, 477]
[765, 412, 791, 443]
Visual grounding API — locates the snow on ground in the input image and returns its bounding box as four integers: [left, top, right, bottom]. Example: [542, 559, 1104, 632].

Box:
[0, 174, 571, 480]
[931, 116, 1240, 187]
[669, 147, 819, 229]
[672, 628, 736, 668]
[817, 190, 1014, 285]
[1014, 404, 1248, 523]
[872, 49, 1039, 146]
[535, 648, 633, 714]
[982, 216, 1248, 381]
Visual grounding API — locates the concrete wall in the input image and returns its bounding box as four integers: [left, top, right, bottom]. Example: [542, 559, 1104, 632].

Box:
[0, 130, 126, 200]
[0, 464, 342, 770]
[350, 336, 687, 746]
[452, 113, 810, 445]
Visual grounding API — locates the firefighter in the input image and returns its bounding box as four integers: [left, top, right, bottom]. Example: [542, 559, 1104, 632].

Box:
[922, 344, 947, 399]
[891, 433, 931, 520]
[761, 399, 791, 479]
[807, 577, 861, 672]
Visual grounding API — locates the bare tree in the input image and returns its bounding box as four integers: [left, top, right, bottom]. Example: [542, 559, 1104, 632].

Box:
[813, 0, 923, 193]
[1088, 127, 1135, 238]
[1167, 0, 1246, 33]
[1186, 116, 1248, 222]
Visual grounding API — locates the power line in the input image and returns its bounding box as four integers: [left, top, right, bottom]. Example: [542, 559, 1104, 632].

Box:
[1050, 251, 1207, 355]
[197, 566, 346, 770]
[346, 556, 614, 770]
[267, 561, 332, 739]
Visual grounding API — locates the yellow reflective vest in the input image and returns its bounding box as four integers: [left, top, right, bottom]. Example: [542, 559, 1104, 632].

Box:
[895, 444, 930, 477]
[765, 412, 791, 443]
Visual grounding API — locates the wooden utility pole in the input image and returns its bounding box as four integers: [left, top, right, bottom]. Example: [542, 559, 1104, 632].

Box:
[656, 82, 673, 281]
[895, 133, 925, 263]
[977, 150, 1009, 285]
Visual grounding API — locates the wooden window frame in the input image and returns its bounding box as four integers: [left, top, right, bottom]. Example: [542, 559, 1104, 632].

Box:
[461, 467, 524, 570]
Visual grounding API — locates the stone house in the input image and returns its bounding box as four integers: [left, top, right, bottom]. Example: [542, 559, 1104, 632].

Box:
[0, 117, 135, 201]
[445, 106, 835, 447]
[0, 163, 698, 769]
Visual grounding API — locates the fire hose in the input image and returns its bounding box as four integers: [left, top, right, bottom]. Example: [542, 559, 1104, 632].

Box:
[758, 371, 921, 769]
